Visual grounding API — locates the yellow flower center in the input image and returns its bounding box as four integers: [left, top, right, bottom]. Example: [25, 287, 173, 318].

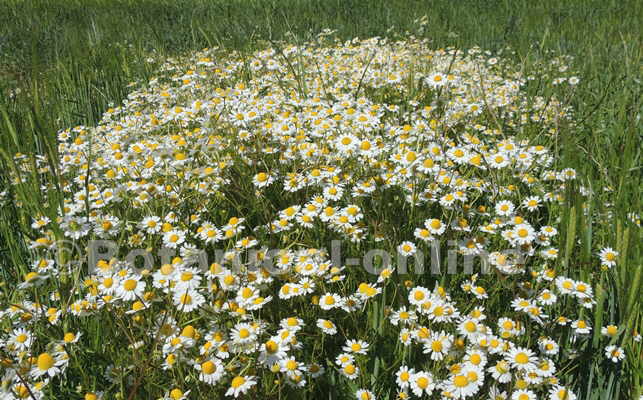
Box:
[464, 321, 476, 332]
[37, 352, 54, 371]
[231, 376, 246, 388]
[202, 361, 216, 374]
[265, 340, 278, 353]
[515, 352, 529, 364]
[416, 376, 429, 389]
[453, 375, 468, 387]
[123, 279, 137, 291]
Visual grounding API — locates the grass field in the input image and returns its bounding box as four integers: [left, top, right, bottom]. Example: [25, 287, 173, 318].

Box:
[0, 0, 640, 399]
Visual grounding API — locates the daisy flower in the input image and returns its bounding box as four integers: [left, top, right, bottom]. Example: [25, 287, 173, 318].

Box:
[280, 317, 305, 332]
[174, 267, 202, 291]
[410, 371, 435, 397]
[8, 327, 33, 351]
[572, 281, 593, 299]
[31, 351, 63, 378]
[488, 386, 507, 400]
[355, 389, 376, 400]
[414, 227, 433, 242]
[495, 200, 514, 216]
[335, 353, 355, 367]
[397, 241, 417, 257]
[60, 215, 91, 239]
[173, 290, 205, 312]
[604, 345, 625, 363]
[425, 218, 446, 235]
[62, 331, 82, 345]
[199, 223, 222, 243]
[540, 247, 559, 259]
[83, 392, 105, 400]
[313, 319, 337, 336]
[252, 172, 274, 188]
[258, 338, 287, 366]
[225, 375, 257, 398]
[389, 307, 417, 326]
[458, 317, 483, 340]
[422, 330, 452, 361]
[31, 215, 51, 230]
[487, 152, 510, 169]
[447, 147, 470, 164]
[396, 365, 414, 389]
[463, 348, 488, 368]
[598, 247, 618, 268]
[559, 168, 576, 180]
[511, 297, 532, 312]
[318, 293, 343, 310]
[197, 358, 225, 385]
[230, 323, 257, 345]
[571, 319, 591, 335]
[279, 356, 305, 377]
[163, 229, 186, 248]
[511, 389, 536, 400]
[11, 383, 44, 400]
[548, 386, 577, 400]
[538, 338, 559, 356]
[555, 277, 576, 295]
[540, 225, 557, 237]
[336, 134, 358, 153]
[408, 286, 432, 307]
[116, 275, 146, 301]
[323, 185, 344, 201]
[488, 360, 512, 383]
[443, 364, 484, 399]
[513, 223, 536, 245]
[522, 196, 540, 211]
[601, 325, 619, 338]
[340, 363, 360, 380]
[505, 347, 537, 372]
[163, 389, 190, 400]
[343, 339, 369, 355]
[309, 362, 325, 378]
[426, 72, 446, 88]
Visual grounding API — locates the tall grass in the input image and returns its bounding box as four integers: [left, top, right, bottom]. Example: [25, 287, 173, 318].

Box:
[0, 0, 640, 398]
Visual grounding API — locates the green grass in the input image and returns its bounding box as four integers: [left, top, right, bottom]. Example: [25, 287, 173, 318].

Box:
[0, 0, 640, 398]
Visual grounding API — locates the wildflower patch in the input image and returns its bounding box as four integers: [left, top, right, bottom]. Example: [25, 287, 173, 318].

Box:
[2, 37, 631, 399]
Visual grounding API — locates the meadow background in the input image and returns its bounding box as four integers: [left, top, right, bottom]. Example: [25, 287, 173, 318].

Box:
[0, 0, 640, 398]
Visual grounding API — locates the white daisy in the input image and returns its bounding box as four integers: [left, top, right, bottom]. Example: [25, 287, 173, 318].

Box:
[196, 358, 225, 385]
[343, 339, 369, 355]
[116, 275, 146, 301]
[225, 375, 256, 398]
[409, 371, 435, 397]
[604, 345, 625, 363]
